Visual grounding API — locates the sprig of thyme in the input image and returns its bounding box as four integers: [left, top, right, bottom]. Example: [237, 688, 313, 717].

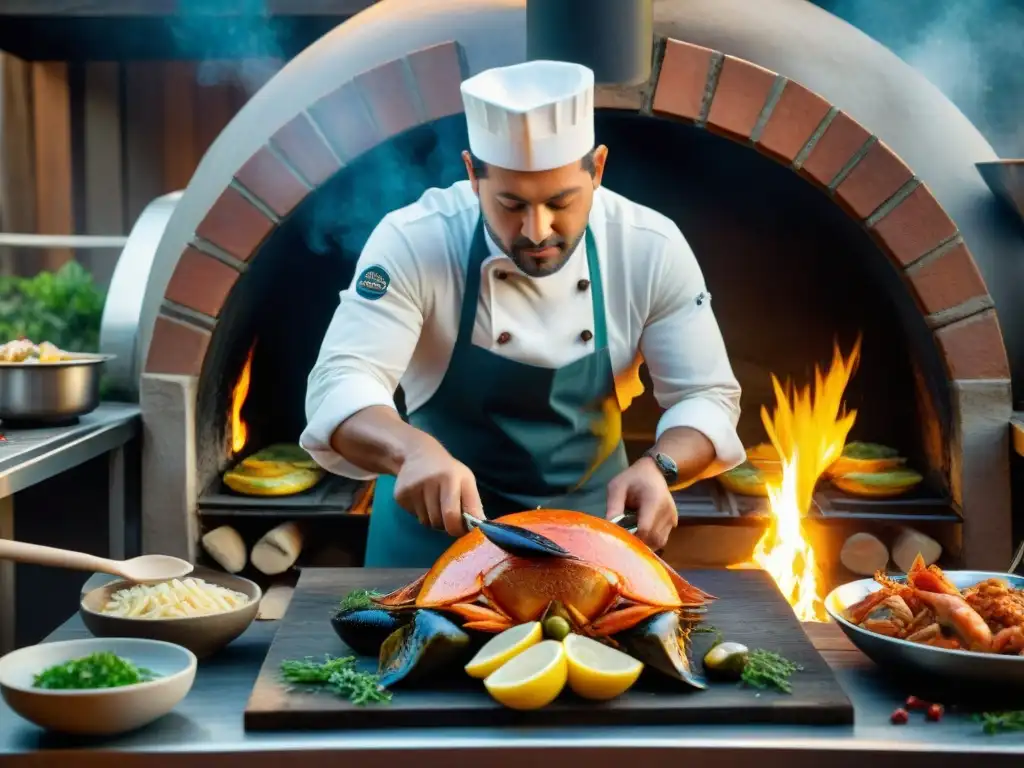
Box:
[975, 711, 1024, 734]
[740, 649, 803, 694]
[280, 654, 391, 706]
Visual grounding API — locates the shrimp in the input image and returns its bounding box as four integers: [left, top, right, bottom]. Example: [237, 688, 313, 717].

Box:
[913, 591, 992, 652]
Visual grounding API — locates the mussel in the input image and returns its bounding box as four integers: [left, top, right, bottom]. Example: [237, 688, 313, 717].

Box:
[378, 609, 472, 688]
[613, 611, 707, 690]
[330, 606, 413, 657]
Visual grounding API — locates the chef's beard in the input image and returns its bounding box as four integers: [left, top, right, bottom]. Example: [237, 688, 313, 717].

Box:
[483, 218, 586, 278]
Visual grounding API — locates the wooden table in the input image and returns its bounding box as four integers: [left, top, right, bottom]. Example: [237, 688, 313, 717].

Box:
[2, 601, 1023, 767]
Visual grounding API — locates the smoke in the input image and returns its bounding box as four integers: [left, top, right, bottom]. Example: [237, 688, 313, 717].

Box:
[168, 0, 286, 97]
[823, 0, 1024, 157]
[296, 117, 470, 261]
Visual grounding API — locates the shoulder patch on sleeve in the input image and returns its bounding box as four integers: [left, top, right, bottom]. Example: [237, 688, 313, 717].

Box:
[355, 265, 391, 301]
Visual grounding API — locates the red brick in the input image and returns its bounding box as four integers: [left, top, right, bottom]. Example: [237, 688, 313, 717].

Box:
[706, 56, 777, 141]
[870, 184, 959, 266]
[309, 81, 382, 162]
[145, 315, 211, 376]
[799, 111, 871, 187]
[756, 80, 831, 163]
[651, 39, 716, 122]
[934, 310, 1010, 380]
[834, 140, 913, 219]
[194, 186, 274, 262]
[270, 113, 340, 187]
[407, 42, 466, 121]
[164, 246, 238, 318]
[235, 146, 309, 218]
[906, 242, 988, 316]
[356, 57, 421, 139]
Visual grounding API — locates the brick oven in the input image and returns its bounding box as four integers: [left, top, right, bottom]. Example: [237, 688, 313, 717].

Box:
[104, 0, 1021, 588]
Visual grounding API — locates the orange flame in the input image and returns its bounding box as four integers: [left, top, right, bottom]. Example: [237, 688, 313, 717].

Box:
[230, 343, 255, 455]
[749, 339, 861, 622]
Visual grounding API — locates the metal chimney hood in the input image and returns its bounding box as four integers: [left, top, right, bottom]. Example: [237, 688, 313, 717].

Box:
[526, 0, 654, 86]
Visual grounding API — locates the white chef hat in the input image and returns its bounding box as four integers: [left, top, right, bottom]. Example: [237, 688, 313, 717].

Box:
[460, 60, 595, 172]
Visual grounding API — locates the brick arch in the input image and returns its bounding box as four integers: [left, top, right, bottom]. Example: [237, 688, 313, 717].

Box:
[145, 37, 1010, 384]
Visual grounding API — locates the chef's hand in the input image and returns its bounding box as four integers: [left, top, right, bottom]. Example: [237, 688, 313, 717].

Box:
[605, 458, 677, 550]
[394, 434, 485, 537]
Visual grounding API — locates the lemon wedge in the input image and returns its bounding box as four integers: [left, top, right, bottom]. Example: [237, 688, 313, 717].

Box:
[563, 633, 644, 701]
[483, 639, 568, 710]
[465, 621, 543, 679]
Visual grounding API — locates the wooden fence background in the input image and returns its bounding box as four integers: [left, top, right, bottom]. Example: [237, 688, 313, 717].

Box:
[0, 54, 283, 288]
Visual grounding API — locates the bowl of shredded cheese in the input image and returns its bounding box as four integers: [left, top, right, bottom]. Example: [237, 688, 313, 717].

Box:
[79, 568, 262, 659]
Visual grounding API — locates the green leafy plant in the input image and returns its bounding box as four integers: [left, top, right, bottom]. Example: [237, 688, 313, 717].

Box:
[0, 260, 106, 352]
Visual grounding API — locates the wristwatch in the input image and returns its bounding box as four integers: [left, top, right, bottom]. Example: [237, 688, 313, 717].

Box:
[643, 448, 678, 485]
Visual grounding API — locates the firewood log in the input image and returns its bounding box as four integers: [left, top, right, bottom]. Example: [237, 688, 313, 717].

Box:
[891, 527, 942, 574]
[200, 525, 246, 573]
[839, 532, 890, 576]
[251, 522, 304, 575]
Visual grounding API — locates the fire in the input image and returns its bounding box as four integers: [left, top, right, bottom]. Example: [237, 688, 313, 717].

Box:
[230, 343, 255, 455]
[746, 339, 862, 622]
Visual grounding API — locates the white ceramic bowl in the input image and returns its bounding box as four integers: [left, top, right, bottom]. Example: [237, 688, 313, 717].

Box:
[0, 637, 197, 735]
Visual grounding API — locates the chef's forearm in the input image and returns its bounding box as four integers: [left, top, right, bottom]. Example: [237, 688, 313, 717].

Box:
[650, 426, 719, 485]
[329, 405, 440, 476]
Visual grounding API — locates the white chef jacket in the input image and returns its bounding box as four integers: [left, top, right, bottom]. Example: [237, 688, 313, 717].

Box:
[301, 180, 744, 481]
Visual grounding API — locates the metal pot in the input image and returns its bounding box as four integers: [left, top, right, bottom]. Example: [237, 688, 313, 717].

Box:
[0, 354, 114, 423]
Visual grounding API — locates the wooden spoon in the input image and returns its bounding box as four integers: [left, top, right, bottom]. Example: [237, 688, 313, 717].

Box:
[0, 539, 193, 583]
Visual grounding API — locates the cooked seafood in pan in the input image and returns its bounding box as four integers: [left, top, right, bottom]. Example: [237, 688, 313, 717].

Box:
[845, 555, 1024, 654]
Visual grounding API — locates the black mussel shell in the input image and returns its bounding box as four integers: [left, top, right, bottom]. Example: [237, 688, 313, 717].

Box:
[614, 611, 707, 690]
[473, 517, 577, 559]
[330, 607, 413, 657]
[378, 609, 472, 688]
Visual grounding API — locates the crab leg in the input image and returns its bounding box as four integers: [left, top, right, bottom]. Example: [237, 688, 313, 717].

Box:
[584, 604, 666, 637]
[374, 573, 427, 607]
[448, 602, 515, 633]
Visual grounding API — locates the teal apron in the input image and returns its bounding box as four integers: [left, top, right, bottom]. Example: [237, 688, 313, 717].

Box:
[362, 218, 627, 567]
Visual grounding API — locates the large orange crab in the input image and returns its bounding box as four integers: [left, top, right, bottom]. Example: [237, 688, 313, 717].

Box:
[372, 509, 713, 636]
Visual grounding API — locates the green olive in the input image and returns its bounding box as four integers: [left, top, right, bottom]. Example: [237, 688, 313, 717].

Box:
[703, 641, 749, 679]
[543, 616, 571, 641]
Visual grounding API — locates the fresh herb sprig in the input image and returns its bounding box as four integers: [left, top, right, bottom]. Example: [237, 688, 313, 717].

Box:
[336, 589, 384, 612]
[32, 652, 156, 690]
[280, 654, 391, 706]
[740, 649, 803, 694]
[975, 711, 1024, 734]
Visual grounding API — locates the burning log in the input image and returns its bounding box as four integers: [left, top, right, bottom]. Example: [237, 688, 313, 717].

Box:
[251, 521, 304, 575]
[201, 525, 247, 573]
[839, 532, 890, 576]
[891, 527, 942, 574]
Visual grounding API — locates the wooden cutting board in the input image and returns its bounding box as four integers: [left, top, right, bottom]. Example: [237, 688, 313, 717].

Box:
[244, 567, 854, 730]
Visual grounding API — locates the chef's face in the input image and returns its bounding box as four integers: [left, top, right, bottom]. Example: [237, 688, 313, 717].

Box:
[463, 146, 608, 278]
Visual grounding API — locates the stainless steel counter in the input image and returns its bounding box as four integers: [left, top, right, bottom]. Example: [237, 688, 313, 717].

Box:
[1, 609, 1022, 767]
[0, 403, 140, 653]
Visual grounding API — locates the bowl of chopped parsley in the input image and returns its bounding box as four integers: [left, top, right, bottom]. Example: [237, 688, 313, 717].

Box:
[0, 637, 197, 735]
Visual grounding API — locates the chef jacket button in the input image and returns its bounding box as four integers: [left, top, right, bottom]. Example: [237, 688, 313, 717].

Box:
[496, 271, 508, 280]
[580, 330, 593, 343]
[577, 279, 590, 291]
[497, 331, 512, 345]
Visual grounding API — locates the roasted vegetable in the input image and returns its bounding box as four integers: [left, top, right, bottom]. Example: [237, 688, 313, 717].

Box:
[831, 468, 923, 498]
[716, 462, 778, 497]
[223, 444, 324, 496]
[827, 442, 906, 478]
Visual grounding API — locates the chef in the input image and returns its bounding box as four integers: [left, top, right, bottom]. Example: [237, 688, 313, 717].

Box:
[301, 60, 744, 567]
